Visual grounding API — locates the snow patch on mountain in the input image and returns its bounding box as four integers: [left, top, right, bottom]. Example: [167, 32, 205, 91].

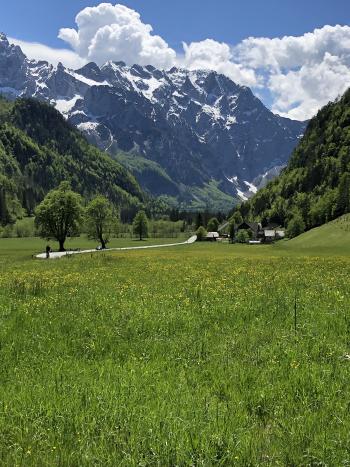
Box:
[0, 33, 307, 207]
[55, 95, 82, 115]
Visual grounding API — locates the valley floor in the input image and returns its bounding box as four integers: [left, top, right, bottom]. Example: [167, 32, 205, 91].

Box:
[0, 237, 350, 465]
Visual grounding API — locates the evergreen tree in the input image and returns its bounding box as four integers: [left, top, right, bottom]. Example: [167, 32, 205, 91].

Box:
[195, 212, 203, 230]
[229, 221, 236, 243]
[335, 173, 350, 217]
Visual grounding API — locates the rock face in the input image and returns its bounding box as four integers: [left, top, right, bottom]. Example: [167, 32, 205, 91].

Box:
[0, 33, 307, 209]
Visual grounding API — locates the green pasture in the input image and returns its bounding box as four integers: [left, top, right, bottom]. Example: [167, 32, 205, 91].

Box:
[0, 220, 350, 465]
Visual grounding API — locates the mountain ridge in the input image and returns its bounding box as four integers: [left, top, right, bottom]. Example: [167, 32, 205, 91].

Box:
[0, 33, 307, 210]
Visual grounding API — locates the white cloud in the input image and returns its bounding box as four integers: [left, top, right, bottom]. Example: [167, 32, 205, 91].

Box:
[232, 25, 350, 119]
[269, 53, 350, 120]
[58, 3, 176, 68]
[9, 37, 86, 69]
[9, 5, 350, 121]
[234, 24, 350, 71]
[182, 39, 258, 88]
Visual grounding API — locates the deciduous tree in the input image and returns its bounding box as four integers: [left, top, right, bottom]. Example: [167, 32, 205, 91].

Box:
[133, 210, 149, 240]
[35, 182, 84, 251]
[86, 196, 116, 249]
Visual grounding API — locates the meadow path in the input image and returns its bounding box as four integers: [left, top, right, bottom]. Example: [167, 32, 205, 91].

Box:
[36, 235, 197, 259]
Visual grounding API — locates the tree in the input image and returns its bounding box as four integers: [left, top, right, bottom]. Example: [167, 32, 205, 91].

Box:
[195, 212, 204, 230]
[286, 213, 305, 239]
[229, 221, 236, 243]
[0, 175, 23, 226]
[195, 226, 207, 241]
[207, 217, 219, 232]
[86, 196, 116, 249]
[335, 172, 350, 217]
[236, 229, 250, 243]
[133, 210, 149, 240]
[35, 182, 84, 251]
[230, 211, 243, 225]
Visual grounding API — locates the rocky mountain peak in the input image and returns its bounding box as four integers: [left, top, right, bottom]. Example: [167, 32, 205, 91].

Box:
[0, 33, 307, 209]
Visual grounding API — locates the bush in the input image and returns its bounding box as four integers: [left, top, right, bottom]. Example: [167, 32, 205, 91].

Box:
[236, 230, 250, 243]
[14, 217, 35, 237]
[1, 223, 14, 238]
[196, 226, 207, 241]
[207, 217, 219, 232]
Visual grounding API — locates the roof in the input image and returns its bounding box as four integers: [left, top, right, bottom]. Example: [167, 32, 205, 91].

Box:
[207, 232, 219, 238]
[276, 230, 285, 237]
[264, 223, 280, 230]
[237, 222, 262, 232]
[217, 221, 229, 232]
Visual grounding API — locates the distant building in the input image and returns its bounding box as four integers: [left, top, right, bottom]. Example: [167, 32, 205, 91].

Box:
[236, 222, 263, 240]
[263, 227, 286, 242]
[206, 232, 220, 241]
[235, 221, 285, 243]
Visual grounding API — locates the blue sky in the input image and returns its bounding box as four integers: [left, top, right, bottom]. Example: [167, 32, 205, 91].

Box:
[3, 1, 350, 120]
[3, 0, 349, 51]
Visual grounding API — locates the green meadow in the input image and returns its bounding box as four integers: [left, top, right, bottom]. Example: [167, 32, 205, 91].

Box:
[1, 222, 350, 465]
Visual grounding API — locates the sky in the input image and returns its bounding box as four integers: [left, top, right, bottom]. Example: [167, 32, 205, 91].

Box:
[2, 0, 350, 120]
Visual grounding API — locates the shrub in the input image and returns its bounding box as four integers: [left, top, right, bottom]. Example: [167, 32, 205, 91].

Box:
[1, 224, 14, 238]
[236, 230, 250, 243]
[196, 226, 207, 241]
[207, 217, 219, 232]
[15, 217, 35, 237]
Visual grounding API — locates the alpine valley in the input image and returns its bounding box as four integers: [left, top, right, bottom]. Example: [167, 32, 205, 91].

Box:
[0, 33, 307, 210]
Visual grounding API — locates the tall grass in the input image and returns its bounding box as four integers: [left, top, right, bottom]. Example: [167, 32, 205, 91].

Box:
[0, 245, 349, 464]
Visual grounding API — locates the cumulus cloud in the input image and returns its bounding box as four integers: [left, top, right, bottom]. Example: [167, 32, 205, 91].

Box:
[9, 3, 350, 121]
[55, 5, 350, 120]
[182, 39, 258, 87]
[9, 37, 86, 69]
[58, 3, 176, 68]
[234, 25, 350, 71]
[269, 53, 350, 120]
[232, 25, 350, 119]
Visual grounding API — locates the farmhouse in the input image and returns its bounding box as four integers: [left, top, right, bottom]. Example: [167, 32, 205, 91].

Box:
[206, 231, 220, 241]
[235, 221, 286, 243]
[236, 222, 263, 240]
[263, 228, 286, 242]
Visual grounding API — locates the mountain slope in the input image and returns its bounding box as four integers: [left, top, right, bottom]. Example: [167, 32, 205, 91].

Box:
[279, 214, 350, 255]
[0, 96, 142, 224]
[238, 89, 350, 229]
[0, 33, 306, 210]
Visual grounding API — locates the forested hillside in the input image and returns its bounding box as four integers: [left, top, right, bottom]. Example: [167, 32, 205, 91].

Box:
[236, 89, 350, 232]
[0, 97, 143, 225]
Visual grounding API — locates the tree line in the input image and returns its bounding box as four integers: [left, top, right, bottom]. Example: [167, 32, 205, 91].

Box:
[228, 89, 350, 238]
[34, 181, 151, 251]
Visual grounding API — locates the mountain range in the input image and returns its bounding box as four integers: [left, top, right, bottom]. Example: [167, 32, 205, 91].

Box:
[0, 33, 307, 210]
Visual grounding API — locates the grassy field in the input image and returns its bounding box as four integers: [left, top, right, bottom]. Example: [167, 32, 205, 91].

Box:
[280, 213, 350, 256]
[0, 228, 350, 465]
[0, 235, 188, 264]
